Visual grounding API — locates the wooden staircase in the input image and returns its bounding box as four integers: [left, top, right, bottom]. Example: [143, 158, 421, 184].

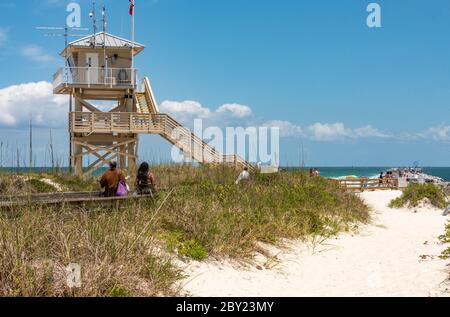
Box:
[136, 93, 149, 113]
[134, 77, 253, 170]
[135, 77, 159, 114]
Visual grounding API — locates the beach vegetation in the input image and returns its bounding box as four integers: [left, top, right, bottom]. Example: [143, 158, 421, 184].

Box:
[0, 165, 369, 296]
[439, 222, 450, 260]
[48, 173, 98, 192]
[389, 183, 448, 209]
[26, 179, 57, 193]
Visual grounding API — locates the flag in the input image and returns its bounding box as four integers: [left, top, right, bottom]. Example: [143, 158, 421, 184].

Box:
[129, 0, 134, 16]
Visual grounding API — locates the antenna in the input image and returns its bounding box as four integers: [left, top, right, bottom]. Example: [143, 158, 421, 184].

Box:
[35, 26, 88, 173]
[35, 26, 89, 67]
[102, 5, 107, 33]
[102, 6, 107, 70]
[90, 0, 97, 47]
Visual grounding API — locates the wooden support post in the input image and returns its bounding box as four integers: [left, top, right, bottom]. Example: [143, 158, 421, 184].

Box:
[119, 142, 126, 169]
[72, 98, 83, 175]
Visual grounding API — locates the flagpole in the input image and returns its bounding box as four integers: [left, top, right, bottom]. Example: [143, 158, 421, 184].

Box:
[131, 0, 135, 71]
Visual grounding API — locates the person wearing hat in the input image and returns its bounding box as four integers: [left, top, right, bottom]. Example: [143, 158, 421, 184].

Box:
[99, 161, 126, 197]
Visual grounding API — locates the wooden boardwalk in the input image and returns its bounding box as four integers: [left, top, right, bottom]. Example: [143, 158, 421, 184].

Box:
[0, 177, 402, 208]
[0, 191, 155, 208]
[331, 178, 399, 191]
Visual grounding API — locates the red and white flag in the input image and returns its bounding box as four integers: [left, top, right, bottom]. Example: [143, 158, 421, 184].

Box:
[129, 0, 135, 16]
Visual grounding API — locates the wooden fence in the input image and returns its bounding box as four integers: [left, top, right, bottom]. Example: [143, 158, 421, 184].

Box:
[331, 178, 399, 191]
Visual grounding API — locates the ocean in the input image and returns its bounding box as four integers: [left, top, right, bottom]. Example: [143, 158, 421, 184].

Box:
[285, 167, 450, 181]
[1, 166, 450, 181]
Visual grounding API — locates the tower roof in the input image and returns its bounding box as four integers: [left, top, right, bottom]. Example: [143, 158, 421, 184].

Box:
[60, 32, 145, 56]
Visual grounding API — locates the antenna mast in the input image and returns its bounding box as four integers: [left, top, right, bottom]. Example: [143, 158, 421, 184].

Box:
[131, 0, 135, 69]
[35, 26, 88, 173]
[102, 6, 107, 72]
[90, 0, 97, 47]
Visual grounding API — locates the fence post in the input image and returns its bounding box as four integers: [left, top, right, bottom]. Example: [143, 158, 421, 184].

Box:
[90, 113, 94, 134]
[130, 113, 133, 132]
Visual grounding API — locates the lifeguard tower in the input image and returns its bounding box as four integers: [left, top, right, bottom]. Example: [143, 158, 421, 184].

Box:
[53, 31, 252, 175]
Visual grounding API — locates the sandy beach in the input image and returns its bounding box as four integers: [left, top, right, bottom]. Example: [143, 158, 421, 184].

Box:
[180, 190, 450, 297]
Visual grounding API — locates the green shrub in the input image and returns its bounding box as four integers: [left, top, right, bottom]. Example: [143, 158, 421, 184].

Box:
[26, 179, 57, 193]
[179, 240, 208, 261]
[107, 285, 131, 297]
[161, 231, 209, 261]
[389, 183, 448, 209]
[440, 222, 450, 259]
[50, 174, 98, 192]
[154, 166, 370, 258]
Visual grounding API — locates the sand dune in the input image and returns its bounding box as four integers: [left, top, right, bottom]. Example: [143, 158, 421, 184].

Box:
[180, 190, 450, 297]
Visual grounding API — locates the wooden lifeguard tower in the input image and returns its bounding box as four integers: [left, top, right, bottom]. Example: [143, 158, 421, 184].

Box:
[53, 31, 252, 175]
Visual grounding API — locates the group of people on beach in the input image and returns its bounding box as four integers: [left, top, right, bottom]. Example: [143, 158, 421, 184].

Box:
[99, 162, 251, 197]
[99, 161, 157, 198]
[378, 171, 396, 187]
[309, 168, 321, 177]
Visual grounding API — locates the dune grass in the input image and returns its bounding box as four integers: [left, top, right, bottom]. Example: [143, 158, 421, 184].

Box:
[47, 173, 98, 192]
[389, 183, 448, 209]
[25, 179, 57, 193]
[152, 166, 369, 258]
[440, 222, 450, 260]
[0, 202, 182, 296]
[0, 165, 370, 296]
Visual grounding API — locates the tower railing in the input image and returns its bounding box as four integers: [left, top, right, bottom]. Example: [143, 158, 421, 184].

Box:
[69, 112, 254, 169]
[53, 67, 138, 90]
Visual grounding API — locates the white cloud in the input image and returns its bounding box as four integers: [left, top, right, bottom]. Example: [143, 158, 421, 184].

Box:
[159, 100, 252, 124]
[262, 120, 304, 137]
[159, 100, 211, 121]
[427, 125, 450, 143]
[353, 125, 390, 138]
[0, 81, 67, 127]
[217, 103, 252, 118]
[21, 45, 56, 62]
[0, 82, 447, 147]
[160, 100, 395, 142]
[308, 122, 349, 141]
[307, 122, 389, 141]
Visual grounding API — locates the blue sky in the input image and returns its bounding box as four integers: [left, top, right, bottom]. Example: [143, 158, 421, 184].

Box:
[0, 0, 449, 167]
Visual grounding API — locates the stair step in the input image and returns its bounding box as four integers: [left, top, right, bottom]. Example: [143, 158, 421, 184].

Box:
[136, 93, 150, 113]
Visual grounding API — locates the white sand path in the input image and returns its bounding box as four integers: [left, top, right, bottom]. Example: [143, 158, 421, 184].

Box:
[180, 190, 450, 297]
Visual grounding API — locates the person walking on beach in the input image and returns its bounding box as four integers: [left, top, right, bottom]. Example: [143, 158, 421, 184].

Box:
[100, 161, 126, 197]
[135, 162, 157, 195]
[235, 167, 250, 185]
[379, 172, 384, 187]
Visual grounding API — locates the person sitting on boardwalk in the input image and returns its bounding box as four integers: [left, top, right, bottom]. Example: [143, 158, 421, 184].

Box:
[100, 161, 125, 197]
[235, 167, 250, 185]
[135, 162, 157, 195]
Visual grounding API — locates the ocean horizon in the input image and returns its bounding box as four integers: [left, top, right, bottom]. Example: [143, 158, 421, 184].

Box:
[1, 166, 449, 182]
[285, 167, 450, 181]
